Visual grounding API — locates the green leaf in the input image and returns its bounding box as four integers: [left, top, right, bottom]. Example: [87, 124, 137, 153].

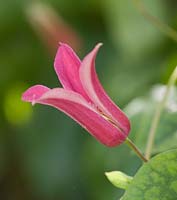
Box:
[122, 149, 177, 200]
[105, 171, 133, 189]
[124, 85, 177, 154]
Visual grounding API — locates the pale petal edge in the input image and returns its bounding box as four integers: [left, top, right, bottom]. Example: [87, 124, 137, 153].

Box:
[79, 43, 130, 135]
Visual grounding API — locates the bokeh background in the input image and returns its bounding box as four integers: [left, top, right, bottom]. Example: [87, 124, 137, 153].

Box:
[0, 0, 177, 199]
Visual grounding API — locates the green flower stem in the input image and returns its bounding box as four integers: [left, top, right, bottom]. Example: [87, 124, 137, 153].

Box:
[125, 137, 148, 162]
[132, 0, 177, 43]
[145, 66, 177, 159]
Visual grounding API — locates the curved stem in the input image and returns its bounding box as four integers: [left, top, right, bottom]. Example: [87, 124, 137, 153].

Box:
[132, 0, 177, 43]
[145, 67, 177, 159]
[125, 137, 148, 162]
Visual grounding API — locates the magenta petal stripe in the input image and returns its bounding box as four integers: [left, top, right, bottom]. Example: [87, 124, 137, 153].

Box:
[79, 44, 130, 135]
[22, 86, 126, 146]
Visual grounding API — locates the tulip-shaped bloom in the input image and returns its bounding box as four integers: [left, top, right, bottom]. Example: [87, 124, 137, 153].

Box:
[22, 43, 130, 147]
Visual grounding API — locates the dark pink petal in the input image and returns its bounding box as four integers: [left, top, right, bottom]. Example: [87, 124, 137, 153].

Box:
[54, 43, 90, 101]
[79, 44, 130, 136]
[22, 86, 126, 146]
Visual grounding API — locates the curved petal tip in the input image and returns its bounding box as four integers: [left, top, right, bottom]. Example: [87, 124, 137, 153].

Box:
[96, 42, 103, 48]
[22, 85, 50, 105]
[91, 43, 103, 55]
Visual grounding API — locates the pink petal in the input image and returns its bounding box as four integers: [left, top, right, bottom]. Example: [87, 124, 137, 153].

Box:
[79, 44, 130, 136]
[22, 86, 127, 146]
[22, 85, 50, 105]
[54, 43, 90, 101]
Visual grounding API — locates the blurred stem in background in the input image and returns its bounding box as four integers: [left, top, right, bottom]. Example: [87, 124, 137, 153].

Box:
[132, 0, 177, 43]
[25, 1, 82, 54]
[145, 66, 177, 159]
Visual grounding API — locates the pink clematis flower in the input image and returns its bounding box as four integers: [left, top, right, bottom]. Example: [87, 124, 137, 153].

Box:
[22, 43, 130, 147]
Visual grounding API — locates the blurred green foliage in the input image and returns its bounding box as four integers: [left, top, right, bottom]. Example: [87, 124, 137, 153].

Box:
[125, 85, 177, 154]
[0, 0, 177, 199]
[4, 83, 33, 125]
